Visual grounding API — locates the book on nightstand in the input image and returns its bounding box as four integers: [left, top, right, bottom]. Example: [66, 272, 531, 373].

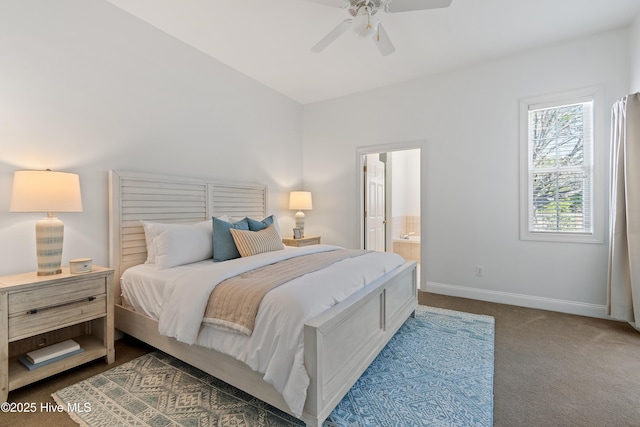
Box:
[18, 339, 84, 370]
[19, 349, 85, 371]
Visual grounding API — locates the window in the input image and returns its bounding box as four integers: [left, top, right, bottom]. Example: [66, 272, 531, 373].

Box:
[520, 88, 602, 243]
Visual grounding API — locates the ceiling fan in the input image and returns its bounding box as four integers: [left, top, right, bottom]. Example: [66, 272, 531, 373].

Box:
[311, 0, 453, 56]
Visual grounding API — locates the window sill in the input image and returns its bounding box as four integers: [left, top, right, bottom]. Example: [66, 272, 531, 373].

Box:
[520, 231, 603, 244]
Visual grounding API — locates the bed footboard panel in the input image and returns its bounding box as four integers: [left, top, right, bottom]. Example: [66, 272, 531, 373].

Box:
[303, 261, 417, 424]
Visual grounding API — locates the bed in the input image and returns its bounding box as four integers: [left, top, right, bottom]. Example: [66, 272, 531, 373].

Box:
[108, 170, 417, 427]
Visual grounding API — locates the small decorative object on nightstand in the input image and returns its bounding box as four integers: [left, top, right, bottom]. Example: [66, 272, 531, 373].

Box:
[69, 258, 93, 274]
[282, 235, 321, 247]
[0, 266, 114, 402]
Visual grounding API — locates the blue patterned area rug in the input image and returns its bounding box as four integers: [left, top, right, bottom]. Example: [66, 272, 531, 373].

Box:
[53, 306, 494, 426]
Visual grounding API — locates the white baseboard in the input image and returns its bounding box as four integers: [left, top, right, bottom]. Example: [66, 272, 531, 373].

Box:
[424, 282, 610, 319]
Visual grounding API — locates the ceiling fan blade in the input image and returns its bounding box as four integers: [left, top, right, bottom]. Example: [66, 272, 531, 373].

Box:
[375, 23, 395, 56]
[311, 19, 352, 52]
[386, 0, 453, 13]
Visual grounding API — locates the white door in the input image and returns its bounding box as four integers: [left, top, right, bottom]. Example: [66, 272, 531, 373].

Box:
[364, 153, 386, 251]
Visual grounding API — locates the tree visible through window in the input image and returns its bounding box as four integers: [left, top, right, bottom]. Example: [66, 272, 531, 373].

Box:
[527, 99, 593, 235]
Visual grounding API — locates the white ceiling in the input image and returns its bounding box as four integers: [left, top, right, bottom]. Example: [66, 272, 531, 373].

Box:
[105, 0, 640, 105]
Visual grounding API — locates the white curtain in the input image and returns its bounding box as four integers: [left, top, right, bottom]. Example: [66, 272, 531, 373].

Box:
[608, 93, 640, 325]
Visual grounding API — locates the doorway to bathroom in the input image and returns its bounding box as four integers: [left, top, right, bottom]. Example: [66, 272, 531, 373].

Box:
[357, 142, 423, 288]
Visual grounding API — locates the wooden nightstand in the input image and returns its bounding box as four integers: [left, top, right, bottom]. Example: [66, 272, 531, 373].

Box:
[0, 266, 114, 402]
[282, 235, 321, 247]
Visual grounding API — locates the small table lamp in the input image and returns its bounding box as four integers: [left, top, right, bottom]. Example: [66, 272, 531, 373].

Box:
[289, 191, 312, 237]
[10, 170, 83, 276]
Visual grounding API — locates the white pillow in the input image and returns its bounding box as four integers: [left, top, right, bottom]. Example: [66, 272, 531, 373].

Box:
[140, 220, 160, 264]
[140, 220, 212, 267]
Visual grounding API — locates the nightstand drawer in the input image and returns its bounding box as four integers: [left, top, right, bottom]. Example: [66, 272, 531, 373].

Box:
[8, 294, 106, 341]
[8, 276, 105, 316]
[294, 239, 319, 247]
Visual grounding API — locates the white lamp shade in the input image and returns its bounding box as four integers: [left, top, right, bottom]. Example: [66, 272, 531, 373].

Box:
[10, 170, 83, 213]
[289, 191, 313, 211]
[10, 170, 83, 276]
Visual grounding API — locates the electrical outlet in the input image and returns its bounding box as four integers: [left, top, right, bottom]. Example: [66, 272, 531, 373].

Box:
[475, 265, 484, 277]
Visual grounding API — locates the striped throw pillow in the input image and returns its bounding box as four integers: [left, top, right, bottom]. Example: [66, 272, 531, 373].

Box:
[229, 224, 284, 257]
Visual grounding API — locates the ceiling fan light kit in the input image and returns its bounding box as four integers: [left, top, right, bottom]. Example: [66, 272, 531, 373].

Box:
[352, 6, 379, 38]
[311, 0, 453, 56]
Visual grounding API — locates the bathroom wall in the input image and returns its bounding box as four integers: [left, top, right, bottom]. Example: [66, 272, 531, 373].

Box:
[390, 149, 421, 262]
[391, 149, 421, 239]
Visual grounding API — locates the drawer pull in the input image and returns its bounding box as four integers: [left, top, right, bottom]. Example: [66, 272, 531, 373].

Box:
[26, 296, 100, 315]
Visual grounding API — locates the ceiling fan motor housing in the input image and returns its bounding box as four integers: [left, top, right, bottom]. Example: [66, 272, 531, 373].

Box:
[347, 0, 385, 17]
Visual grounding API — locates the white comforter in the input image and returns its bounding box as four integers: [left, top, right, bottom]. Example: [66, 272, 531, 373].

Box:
[157, 244, 405, 417]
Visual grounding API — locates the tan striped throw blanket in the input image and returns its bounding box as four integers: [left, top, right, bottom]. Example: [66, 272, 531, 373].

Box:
[202, 249, 370, 335]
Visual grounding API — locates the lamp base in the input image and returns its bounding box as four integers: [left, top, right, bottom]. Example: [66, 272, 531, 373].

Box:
[295, 211, 305, 238]
[38, 270, 62, 276]
[35, 215, 64, 276]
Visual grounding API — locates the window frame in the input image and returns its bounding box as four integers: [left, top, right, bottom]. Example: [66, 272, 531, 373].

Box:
[519, 87, 604, 244]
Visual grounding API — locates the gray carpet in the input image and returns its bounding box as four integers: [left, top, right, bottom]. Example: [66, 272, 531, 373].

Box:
[425, 293, 640, 426]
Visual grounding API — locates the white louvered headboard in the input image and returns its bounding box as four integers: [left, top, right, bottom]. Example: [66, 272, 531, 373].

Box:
[108, 170, 267, 303]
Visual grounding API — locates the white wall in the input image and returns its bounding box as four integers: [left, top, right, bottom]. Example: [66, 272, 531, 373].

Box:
[303, 29, 630, 317]
[630, 14, 640, 93]
[391, 150, 420, 218]
[0, 0, 303, 276]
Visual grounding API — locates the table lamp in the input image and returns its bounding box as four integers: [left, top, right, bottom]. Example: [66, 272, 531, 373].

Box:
[10, 170, 83, 275]
[289, 191, 312, 238]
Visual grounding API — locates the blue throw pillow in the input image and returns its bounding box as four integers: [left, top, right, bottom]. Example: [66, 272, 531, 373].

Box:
[212, 217, 249, 262]
[246, 215, 274, 231]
